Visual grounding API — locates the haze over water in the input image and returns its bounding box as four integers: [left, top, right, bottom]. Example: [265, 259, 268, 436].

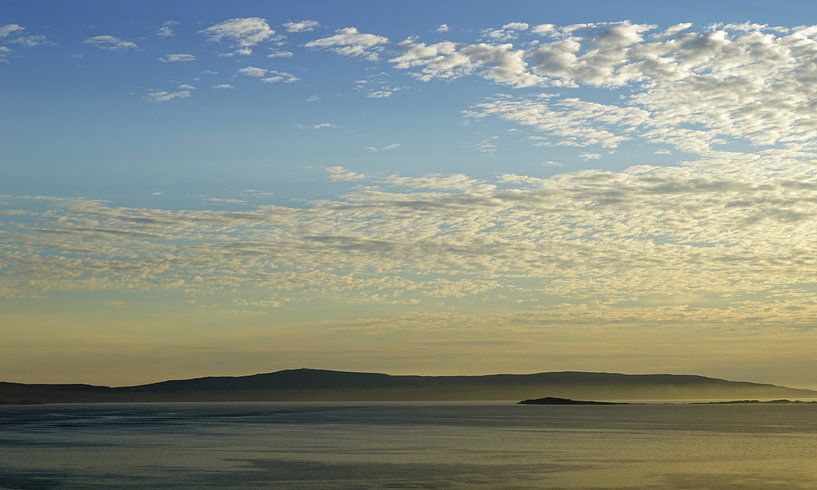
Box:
[2, 402, 816, 489]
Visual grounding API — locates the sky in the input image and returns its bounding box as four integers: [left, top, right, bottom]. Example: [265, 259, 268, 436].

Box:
[2, 0, 817, 388]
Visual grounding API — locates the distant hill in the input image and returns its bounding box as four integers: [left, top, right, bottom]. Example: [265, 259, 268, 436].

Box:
[1, 368, 816, 404]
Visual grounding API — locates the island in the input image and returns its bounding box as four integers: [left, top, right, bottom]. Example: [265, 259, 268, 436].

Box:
[518, 396, 626, 405]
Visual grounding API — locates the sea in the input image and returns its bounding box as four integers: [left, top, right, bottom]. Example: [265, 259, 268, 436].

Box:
[1, 402, 816, 489]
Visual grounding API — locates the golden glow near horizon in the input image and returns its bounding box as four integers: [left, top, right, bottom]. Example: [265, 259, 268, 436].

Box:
[2, 16, 817, 388]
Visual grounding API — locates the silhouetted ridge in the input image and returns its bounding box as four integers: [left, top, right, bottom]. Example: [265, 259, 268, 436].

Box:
[2, 369, 815, 404]
[124, 368, 395, 392]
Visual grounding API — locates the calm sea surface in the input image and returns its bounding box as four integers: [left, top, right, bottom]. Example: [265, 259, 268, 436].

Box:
[1, 402, 816, 489]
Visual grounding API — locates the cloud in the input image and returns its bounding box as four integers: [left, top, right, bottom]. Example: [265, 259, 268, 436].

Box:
[466, 95, 648, 149]
[260, 72, 299, 84]
[238, 66, 299, 83]
[482, 22, 529, 41]
[237, 66, 268, 77]
[10, 34, 47, 47]
[5, 146, 817, 345]
[305, 27, 389, 60]
[475, 136, 498, 153]
[284, 20, 319, 33]
[0, 24, 24, 38]
[355, 77, 405, 99]
[531, 24, 557, 36]
[436, 24, 449, 33]
[157, 20, 179, 38]
[578, 152, 602, 161]
[366, 90, 395, 99]
[326, 166, 365, 181]
[391, 40, 540, 87]
[201, 17, 275, 55]
[84, 35, 137, 51]
[365, 143, 401, 152]
[218, 47, 253, 57]
[146, 89, 192, 103]
[158, 53, 195, 62]
[0, 24, 48, 59]
[394, 21, 817, 156]
[212, 83, 234, 90]
[268, 49, 294, 58]
[208, 197, 247, 205]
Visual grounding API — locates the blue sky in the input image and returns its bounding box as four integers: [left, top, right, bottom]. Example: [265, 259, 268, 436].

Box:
[3, 1, 817, 386]
[5, 0, 817, 205]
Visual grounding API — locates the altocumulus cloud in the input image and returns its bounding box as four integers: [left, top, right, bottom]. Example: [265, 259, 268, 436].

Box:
[0, 24, 48, 60]
[306, 27, 389, 60]
[389, 21, 817, 155]
[84, 35, 137, 51]
[201, 17, 275, 56]
[284, 20, 320, 33]
[146, 89, 192, 103]
[3, 149, 817, 331]
[158, 53, 195, 62]
[237, 66, 299, 84]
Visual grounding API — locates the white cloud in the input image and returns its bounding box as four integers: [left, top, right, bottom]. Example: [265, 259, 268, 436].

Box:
[475, 136, 498, 153]
[366, 143, 401, 152]
[6, 149, 817, 339]
[261, 71, 299, 84]
[392, 21, 817, 156]
[436, 24, 449, 33]
[466, 95, 648, 149]
[159, 53, 195, 62]
[284, 20, 319, 33]
[305, 27, 389, 60]
[578, 152, 602, 161]
[366, 90, 394, 99]
[201, 17, 275, 55]
[0, 24, 48, 58]
[531, 24, 556, 36]
[482, 22, 529, 41]
[212, 83, 235, 90]
[391, 40, 541, 87]
[237, 66, 268, 77]
[147, 89, 192, 103]
[208, 197, 247, 205]
[238, 66, 299, 83]
[326, 165, 365, 181]
[267, 49, 294, 58]
[10, 34, 47, 47]
[0, 24, 24, 38]
[218, 47, 253, 57]
[84, 35, 137, 51]
[305, 95, 320, 102]
[157, 20, 179, 38]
